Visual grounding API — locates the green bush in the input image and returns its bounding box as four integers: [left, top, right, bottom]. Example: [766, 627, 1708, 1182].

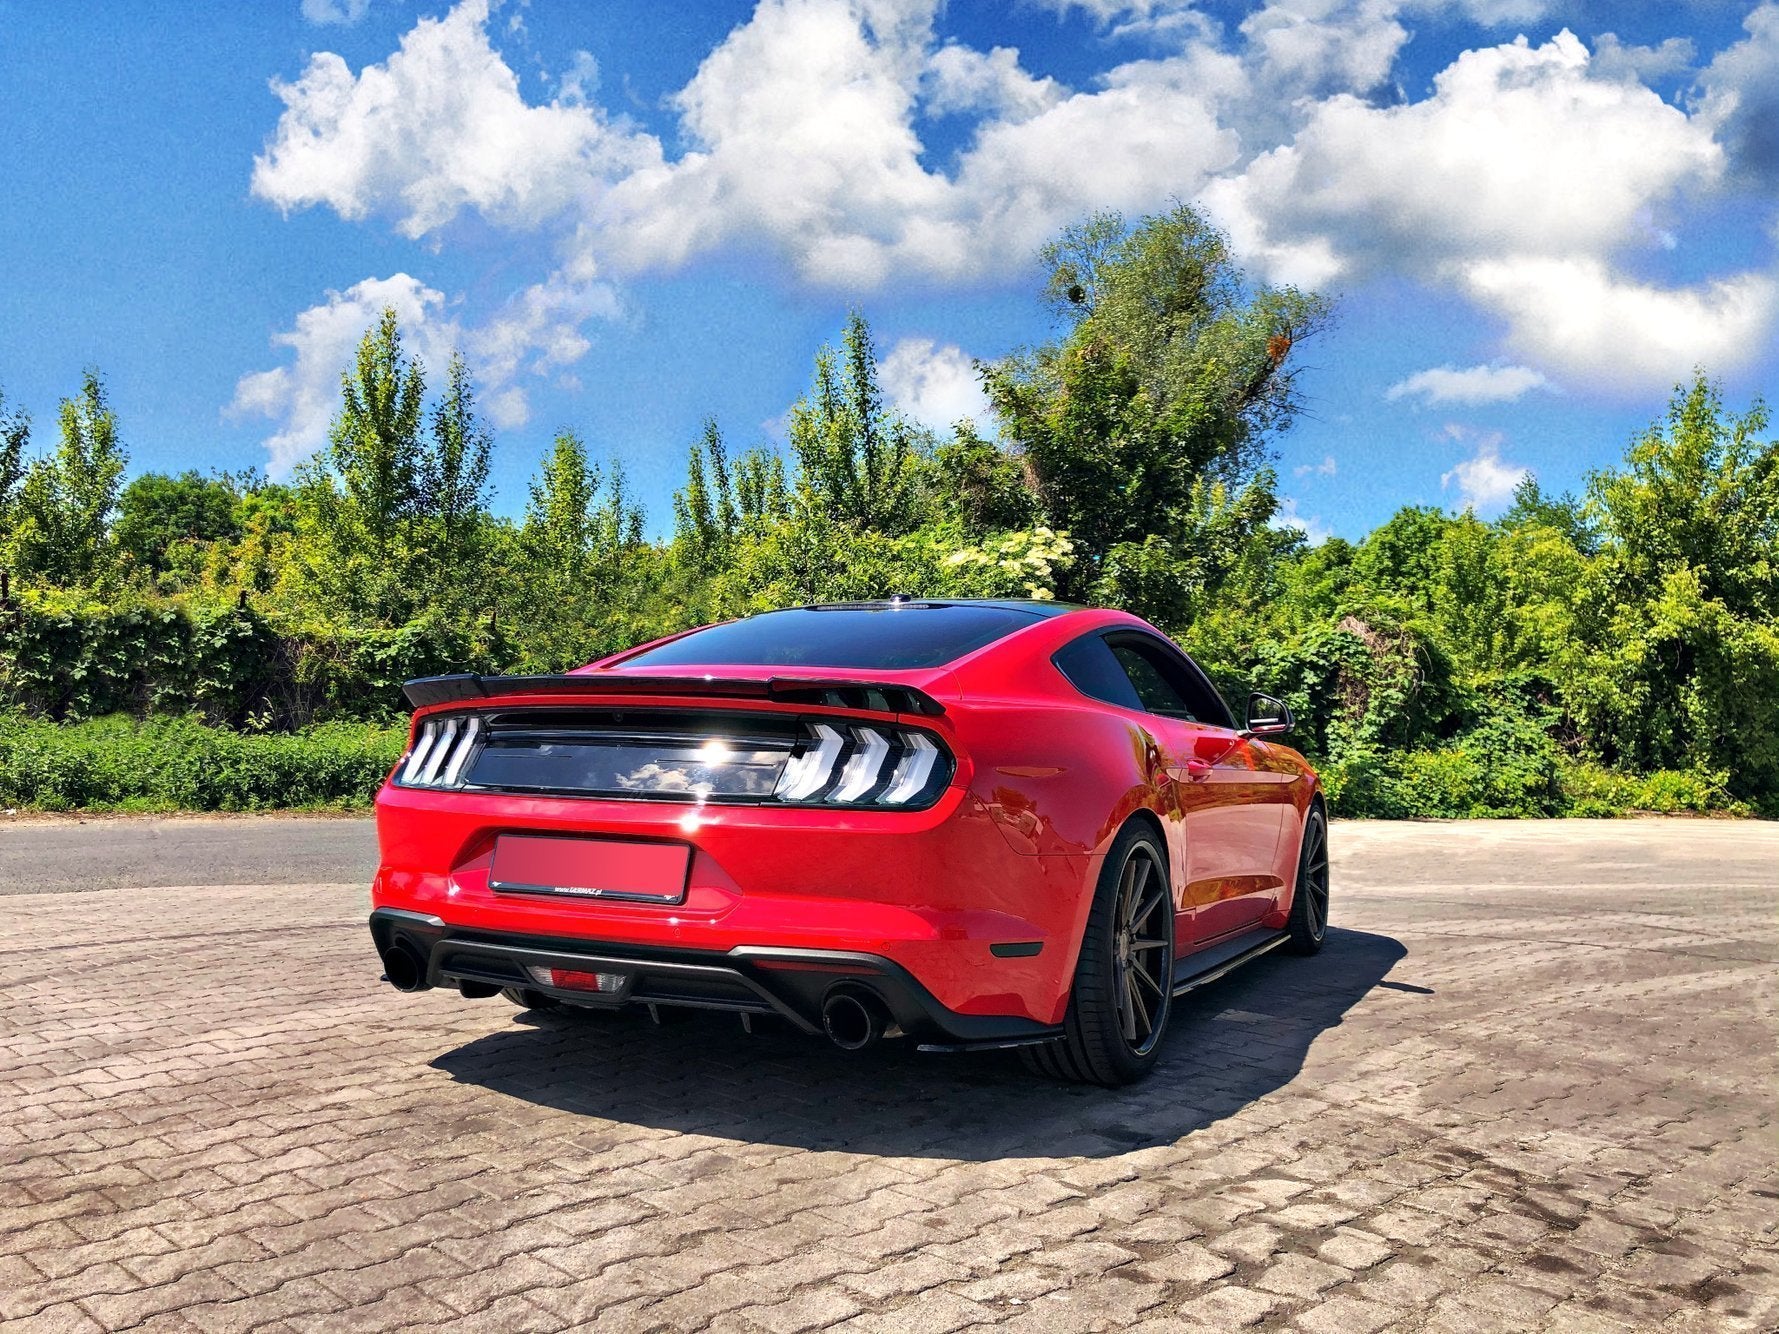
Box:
[0, 712, 405, 811]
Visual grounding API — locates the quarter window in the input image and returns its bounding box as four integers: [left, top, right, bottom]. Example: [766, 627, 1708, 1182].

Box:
[1052, 634, 1143, 711]
[1054, 630, 1234, 729]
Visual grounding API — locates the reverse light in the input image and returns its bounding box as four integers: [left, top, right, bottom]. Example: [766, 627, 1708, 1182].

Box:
[771, 722, 950, 808]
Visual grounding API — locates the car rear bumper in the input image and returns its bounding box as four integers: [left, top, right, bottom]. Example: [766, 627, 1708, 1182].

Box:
[369, 907, 1064, 1050]
[372, 783, 1098, 1026]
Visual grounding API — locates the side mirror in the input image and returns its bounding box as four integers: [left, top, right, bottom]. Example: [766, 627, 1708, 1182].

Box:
[1245, 692, 1293, 737]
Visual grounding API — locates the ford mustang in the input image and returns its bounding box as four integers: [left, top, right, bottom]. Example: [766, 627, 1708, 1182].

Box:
[369, 599, 1329, 1085]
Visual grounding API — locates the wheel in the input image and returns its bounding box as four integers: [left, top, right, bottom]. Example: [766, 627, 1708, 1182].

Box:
[501, 987, 560, 1010]
[1285, 802, 1329, 955]
[1022, 822, 1175, 1086]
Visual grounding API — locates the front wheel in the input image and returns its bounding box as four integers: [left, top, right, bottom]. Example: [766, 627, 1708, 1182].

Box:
[1023, 823, 1175, 1086]
[1285, 803, 1330, 955]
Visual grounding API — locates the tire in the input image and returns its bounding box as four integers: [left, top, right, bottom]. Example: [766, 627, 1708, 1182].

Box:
[1285, 801, 1330, 956]
[501, 987, 560, 1010]
[1022, 822, 1175, 1087]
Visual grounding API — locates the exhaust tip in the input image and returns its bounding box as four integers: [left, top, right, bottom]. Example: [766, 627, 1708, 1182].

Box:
[821, 986, 886, 1051]
[382, 943, 427, 992]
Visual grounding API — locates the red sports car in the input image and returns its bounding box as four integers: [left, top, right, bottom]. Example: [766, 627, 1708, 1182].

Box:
[370, 599, 1328, 1085]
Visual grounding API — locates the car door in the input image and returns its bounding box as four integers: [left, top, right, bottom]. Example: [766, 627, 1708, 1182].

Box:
[1101, 634, 1289, 946]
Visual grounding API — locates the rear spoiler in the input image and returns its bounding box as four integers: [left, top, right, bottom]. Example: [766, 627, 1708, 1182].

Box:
[402, 673, 946, 716]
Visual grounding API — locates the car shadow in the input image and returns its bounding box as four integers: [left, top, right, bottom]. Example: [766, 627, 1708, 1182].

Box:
[430, 927, 1410, 1160]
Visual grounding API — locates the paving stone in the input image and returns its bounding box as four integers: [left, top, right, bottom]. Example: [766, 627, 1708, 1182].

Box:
[0, 819, 1771, 1333]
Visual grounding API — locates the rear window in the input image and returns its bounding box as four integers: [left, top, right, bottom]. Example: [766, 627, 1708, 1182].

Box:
[619, 604, 1045, 670]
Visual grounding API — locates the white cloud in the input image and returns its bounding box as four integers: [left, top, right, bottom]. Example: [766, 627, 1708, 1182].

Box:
[248, 3, 1779, 401]
[229, 275, 455, 476]
[256, 0, 1235, 289]
[924, 44, 1063, 121]
[878, 337, 990, 430]
[1385, 363, 1550, 406]
[1699, 3, 1779, 187]
[1271, 497, 1333, 545]
[1238, 0, 1408, 103]
[301, 0, 370, 25]
[230, 269, 617, 472]
[1205, 29, 1774, 390]
[1293, 454, 1337, 478]
[1590, 33, 1695, 84]
[1441, 432, 1527, 512]
[1216, 33, 1721, 281]
[1462, 256, 1779, 388]
[254, 0, 656, 238]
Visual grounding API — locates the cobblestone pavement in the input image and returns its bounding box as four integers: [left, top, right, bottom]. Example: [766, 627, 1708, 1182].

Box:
[3, 818, 1775, 1333]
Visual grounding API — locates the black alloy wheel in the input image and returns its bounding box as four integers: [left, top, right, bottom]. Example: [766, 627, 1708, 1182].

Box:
[1286, 803, 1329, 955]
[1023, 823, 1175, 1086]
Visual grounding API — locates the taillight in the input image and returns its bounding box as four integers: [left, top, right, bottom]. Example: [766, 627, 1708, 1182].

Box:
[397, 715, 484, 790]
[772, 723, 949, 808]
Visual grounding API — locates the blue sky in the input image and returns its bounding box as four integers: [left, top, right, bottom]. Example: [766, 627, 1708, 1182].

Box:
[1, 0, 1775, 542]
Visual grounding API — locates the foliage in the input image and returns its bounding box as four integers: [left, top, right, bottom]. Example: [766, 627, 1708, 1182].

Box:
[0, 209, 1773, 818]
[982, 205, 1331, 605]
[9, 371, 126, 586]
[0, 712, 404, 811]
[116, 470, 243, 574]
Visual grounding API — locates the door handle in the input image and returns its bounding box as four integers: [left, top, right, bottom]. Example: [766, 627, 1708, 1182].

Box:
[1167, 759, 1213, 783]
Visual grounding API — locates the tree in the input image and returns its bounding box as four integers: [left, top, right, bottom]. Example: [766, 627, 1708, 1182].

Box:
[115, 471, 241, 573]
[420, 352, 493, 567]
[982, 205, 1331, 617]
[309, 307, 427, 559]
[672, 418, 790, 562]
[1591, 372, 1776, 620]
[788, 312, 925, 534]
[0, 385, 27, 537]
[523, 431, 643, 579]
[932, 424, 1033, 537]
[13, 369, 126, 585]
[1572, 373, 1779, 794]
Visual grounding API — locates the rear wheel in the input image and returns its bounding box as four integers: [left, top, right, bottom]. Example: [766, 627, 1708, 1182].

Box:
[1285, 803, 1330, 955]
[1022, 823, 1174, 1086]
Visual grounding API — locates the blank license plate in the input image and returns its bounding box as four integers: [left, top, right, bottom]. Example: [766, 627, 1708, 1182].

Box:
[490, 835, 690, 904]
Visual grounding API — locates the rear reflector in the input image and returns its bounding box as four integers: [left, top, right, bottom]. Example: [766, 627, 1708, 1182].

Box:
[526, 965, 626, 992]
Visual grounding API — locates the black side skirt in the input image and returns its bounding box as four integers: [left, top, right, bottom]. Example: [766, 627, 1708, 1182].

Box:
[1171, 926, 1290, 996]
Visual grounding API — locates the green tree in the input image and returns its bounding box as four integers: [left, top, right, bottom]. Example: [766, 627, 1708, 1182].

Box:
[981, 205, 1330, 621]
[513, 430, 650, 667]
[673, 418, 790, 563]
[307, 308, 427, 560]
[1573, 373, 1779, 795]
[420, 352, 493, 569]
[931, 424, 1033, 536]
[13, 370, 126, 585]
[115, 471, 242, 574]
[789, 312, 925, 534]
[0, 385, 27, 539]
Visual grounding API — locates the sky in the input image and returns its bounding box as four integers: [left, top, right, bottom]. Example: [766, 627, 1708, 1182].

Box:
[0, 0, 1775, 544]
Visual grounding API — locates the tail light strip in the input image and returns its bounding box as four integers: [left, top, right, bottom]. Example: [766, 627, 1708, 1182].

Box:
[395, 711, 951, 808]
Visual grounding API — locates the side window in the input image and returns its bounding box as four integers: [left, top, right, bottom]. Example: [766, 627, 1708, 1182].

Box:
[1108, 635, 1236, 729]
[1053, 634, 1143, 711]
[1108, 642, 1197, 719]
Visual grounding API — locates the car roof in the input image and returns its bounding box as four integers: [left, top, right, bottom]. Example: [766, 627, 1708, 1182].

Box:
[593, 598, 1093, 677]
[788, 597, 1084, 617]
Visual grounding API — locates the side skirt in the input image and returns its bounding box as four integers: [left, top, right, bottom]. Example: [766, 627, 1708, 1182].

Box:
[1171, 926, 1290, 996]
